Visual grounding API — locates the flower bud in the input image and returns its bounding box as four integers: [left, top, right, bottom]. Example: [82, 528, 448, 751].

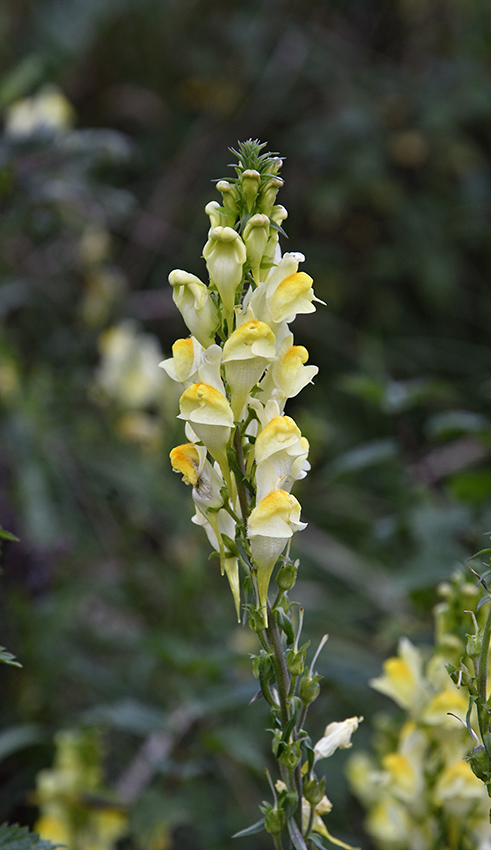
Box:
[205, 200, 228, 229]
[202, 226, 246, 324]
[304, 777, 326, 807]
[216, 180, 238, 222]
[240, 169, 261, 211]
[276, 560, 298, 591]
[264, 805, 286, 835]
[242, 213, 270, 282]
[258, 177, 284, 214]
[279, 740, 302, 770]
[299, 674, 321, 705]
[286, 647, 305, 677]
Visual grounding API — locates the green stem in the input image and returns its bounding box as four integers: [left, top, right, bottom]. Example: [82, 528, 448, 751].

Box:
[233, 426, 250, 523]
[265, 608, 291, 726]
[478, 603, 491, 736]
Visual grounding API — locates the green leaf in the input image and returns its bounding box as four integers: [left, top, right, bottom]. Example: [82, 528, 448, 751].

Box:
[232, 817, 265, 838]
[0, 528, 19, 543]
[287, 818, 309, 850]
[0, 823, 59, 850]
[0, 648, 22, 668]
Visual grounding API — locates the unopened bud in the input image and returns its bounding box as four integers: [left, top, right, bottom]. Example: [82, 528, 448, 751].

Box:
[276, 561, 298, 591]
[264, 805, 285, 835]
[241, 169, 261, 211]
[258, 177, 284, 213]
[286, 648, 305, 677]
[279, 740, 302, 770]
[304, 777, 326, 806]
[299, 674, 321, 705]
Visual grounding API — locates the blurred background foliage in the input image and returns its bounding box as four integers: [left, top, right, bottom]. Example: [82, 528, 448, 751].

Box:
[1, 0, 491, 847]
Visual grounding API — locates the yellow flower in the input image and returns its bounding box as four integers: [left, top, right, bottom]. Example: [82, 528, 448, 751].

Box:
[178, 383, 234, 486]
[159, 337, 202, 386]
[433, 757, 485, 806]
[168, 270, 219, 347]
[202, 226, 246, 324]
[247, 490, 306, 619]
[170, 443, 203, 486]
[34, 814, 71, 846]
[370, 637, 428, 713]
[260, 333, 318, 410]
[222, 320, 276, 418]
[422, 684, 469, 729]
[254, 415, 309, 500]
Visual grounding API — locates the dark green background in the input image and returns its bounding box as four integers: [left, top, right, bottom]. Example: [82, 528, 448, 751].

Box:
[1, 1, 491, 847]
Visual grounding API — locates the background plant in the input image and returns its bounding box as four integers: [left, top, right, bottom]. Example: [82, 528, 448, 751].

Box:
[1, 2, 491, 848]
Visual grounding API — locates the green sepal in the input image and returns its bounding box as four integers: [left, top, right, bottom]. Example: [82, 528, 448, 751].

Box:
[273, 607, 295, 646]
[0, 824, 59, 850]
[232, 817, 265, 838]
[0, 528, 19, 542]
[0, 648, 22, 668]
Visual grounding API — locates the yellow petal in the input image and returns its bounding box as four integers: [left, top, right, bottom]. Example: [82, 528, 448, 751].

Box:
[170, 443, 201, 486]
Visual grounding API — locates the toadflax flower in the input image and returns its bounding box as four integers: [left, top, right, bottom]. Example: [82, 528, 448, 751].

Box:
[248, 489, 306, 621]
[314, 716, 363, 762]
[169, 270, 219, 348]
[202, 226, 246, 326]
[178, 383, 234, 490]
[222, 319, 276, 419]
[254, 415, 310, 501]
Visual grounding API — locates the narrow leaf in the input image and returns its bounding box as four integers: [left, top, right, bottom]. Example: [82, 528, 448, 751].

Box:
[287, 818, 309, 850]
[232, 817, 265, 838]
[0, 648, 22, 668]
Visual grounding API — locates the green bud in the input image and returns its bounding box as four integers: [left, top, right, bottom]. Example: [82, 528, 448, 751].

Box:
[252, 650, 274, 681]
[279, 740, 302, 770]
[240, 169, 261, 211]
[258, 177, 284, 214]
[276, 561, 298, 591]
[264, 805, 286, 835]
[304, 777, 326, 807]
[286, 648, 305, 677]
[216, 180, 238, 220]
[468, 745, 491, 783]
[299, 674, 321, 705]
[466, 631, 482, 658]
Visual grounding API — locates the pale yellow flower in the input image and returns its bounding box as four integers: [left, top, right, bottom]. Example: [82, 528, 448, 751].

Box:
[248, 490, 306, 618]
[260, 332, 318, 411]
[168, 270, 219, 347]
[159, 337, 202, 386]
[222, 320, 276, 418]
[178, 383, 234, 489]
[242, 213, 271, 282]
[6, 85, 74, 137]
[314, 716, 363, 762]
[370, 637, 428, 713]
[202, 226, 246, 323]
[254, 415, 309, 500]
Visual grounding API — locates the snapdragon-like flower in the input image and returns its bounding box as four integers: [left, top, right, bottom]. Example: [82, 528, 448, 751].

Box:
[254, 415, 309, 501]
[178, 383, 234, 490]
[159, 336, 203, 387]
[314, 716, 363, 763]
[169, 270, 219, 348]
[202, 226, 246, 325]
[259, 332, 319, 412]
[248, 489, 306, 620]
[222, 320, 276, 419]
